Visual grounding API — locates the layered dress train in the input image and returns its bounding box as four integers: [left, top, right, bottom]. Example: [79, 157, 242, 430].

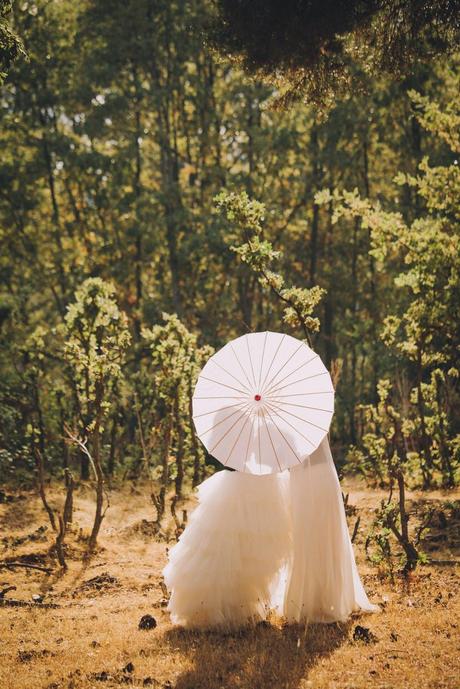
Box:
[163, 469, 290, 628]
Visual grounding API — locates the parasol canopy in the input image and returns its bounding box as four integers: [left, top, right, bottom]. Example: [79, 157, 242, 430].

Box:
[192, 331, 334, 474]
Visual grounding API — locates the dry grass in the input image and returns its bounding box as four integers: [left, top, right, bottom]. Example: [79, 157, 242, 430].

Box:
[0, 479, 459, 689]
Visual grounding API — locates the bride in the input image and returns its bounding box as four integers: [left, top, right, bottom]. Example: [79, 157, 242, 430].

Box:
[163, 438, 377, 628]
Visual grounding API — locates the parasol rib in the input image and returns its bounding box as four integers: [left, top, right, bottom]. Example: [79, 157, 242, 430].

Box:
[208, 357, 252, 393]
[271, 391, 334, 398]
[266, 399, 329, 432]
[264, 401, 318, 447]
[258, 331, 268, 389]
[259, 334, 286, 391]
[193, 400, 249, 419]
[261, 413, 283, 471]
[266, 400, 333, 413]
[210, 407, 252, 453]
[262, 342, 304, 393]
[230, 343, 254, 391]
[245, 334, 258, 389]
[264, 354, 318, 396]
[269, 370, 329, 396]
[200, 402, 250, 436]
[243, 415, 253, 473]
[264, 406, 301, 464]
[257, 410, 262, 472]
[199, 375, 249, 395]
[223, 412, 251, 467]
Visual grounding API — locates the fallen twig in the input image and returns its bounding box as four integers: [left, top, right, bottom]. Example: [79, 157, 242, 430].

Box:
[0, 585, 16, 599]
[370, 649, 411, 657]
[0, 598, 60, 609]
[0, 561, 53, 574]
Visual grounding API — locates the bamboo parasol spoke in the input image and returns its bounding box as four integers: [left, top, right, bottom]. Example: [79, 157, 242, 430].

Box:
[200, 402, 251, 437]
[258, 331, 268, 389]
[264, 406, 302, 463]
[259, 334, 286, 391]
[265, 399, 329, 433]
[208, 357, 252, 394]
[199, 375, 250, 395]
[262, 341, 304, 393]
[230, 342, 256, 391]
[268, 370, 329, 396]
[263, 354, 318, 396]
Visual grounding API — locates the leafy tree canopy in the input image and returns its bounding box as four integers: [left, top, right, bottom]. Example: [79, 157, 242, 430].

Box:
[0, 0, 25, 83]
[208, 0, 460, 106]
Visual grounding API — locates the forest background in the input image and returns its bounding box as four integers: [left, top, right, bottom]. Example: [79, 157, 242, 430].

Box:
[0, 3, 460, 688]
[0, 0, 459, 566]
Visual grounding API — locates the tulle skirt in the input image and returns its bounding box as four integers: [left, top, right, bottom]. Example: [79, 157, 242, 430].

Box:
[284, 440, 379, 623]
[163, 469, 291, 628]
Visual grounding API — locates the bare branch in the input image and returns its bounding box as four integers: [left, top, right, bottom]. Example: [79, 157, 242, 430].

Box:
[0, 561, 53, 574]
[63, 424, 97, 479]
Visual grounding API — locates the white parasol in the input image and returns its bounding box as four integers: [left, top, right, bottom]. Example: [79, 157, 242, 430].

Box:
[192, 331, 334, 474]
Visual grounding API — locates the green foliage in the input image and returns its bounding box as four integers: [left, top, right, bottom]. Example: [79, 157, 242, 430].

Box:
[321, 90, 460, 489]
[350, 369, 459, 483]
[216, 190, 326, 344]
[61, 278, 130, 432]
[0, 0, 25, 83]
[143, 313, 213, 414]
[142, 314, 213, 499]
[409, 90, 460, 154]
[320, 93, 460, 372]
[318, 88, 460, 571]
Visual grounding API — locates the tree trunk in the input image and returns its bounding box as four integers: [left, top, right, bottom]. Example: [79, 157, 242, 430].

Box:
[363, 138, 379, 403]
[37, 108, 67, 306]
[323, 196, 335, 369]
[87, 382, 106, 553]
[349, 217, 359, 444]
[63, 469, 74, 526]
[189, 383, 201, 487]
[54, 516, 67, 570]
[152, 414, 172, 528]
[132, 63, 144, 343]
[435, 376, 455, 488]
[395, 470, 419, 572]
[57, 395, 70, 473]
[309, 123, 321, 287]
[80, 450, 90, 481]
[107, 414, 118, 477]
[416, 346, 433, 488]
[174, 392, 185, 498]
[33, 445, 57, 532]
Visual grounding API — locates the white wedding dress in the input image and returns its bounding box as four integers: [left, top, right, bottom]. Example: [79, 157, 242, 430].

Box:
[163, 440, 377, 628]
[163, 468, 290, 628]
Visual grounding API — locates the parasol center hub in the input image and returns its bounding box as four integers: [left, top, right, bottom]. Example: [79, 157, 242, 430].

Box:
[254, 394, 262, 401]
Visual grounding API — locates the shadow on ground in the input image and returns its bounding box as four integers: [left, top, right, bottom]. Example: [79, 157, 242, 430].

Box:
[166, 620, 351, 689]
[0, 494, 36, 532]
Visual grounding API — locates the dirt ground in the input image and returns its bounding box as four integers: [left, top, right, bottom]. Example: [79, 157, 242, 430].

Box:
[0, 478, 459, 689]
